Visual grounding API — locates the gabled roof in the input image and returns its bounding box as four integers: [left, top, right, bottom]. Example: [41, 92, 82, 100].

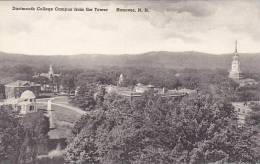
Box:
[5, 80, 40, 87]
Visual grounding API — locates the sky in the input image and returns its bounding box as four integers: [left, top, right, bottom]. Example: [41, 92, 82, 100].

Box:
[0, 0, 260, 55]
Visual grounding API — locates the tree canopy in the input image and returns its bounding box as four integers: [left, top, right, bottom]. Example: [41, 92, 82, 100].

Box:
[65, 92, 257, 164]
[0, 106, 25, 164]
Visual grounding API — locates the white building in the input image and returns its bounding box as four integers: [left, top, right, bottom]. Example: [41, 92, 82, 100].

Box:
[33, 65, 60, 80]
[19, 90, 37, 114]
[2, 90, 37, 115]
[117, 73, 124, 86]
[134, 83, 154, 93]
[228, 41, 258, 87]
[229, 41, 243, 81]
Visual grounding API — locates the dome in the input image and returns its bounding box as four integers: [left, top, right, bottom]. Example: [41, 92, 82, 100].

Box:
[20, 90, 36, 99]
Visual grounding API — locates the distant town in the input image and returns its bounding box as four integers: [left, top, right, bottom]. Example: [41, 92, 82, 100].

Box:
[0, 43, 260, 164]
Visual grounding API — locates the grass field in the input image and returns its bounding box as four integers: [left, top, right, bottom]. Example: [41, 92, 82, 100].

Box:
[52, 104, 82, 124]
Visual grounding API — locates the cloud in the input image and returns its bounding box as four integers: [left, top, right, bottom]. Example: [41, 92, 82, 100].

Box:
[0, 0, 260, 55]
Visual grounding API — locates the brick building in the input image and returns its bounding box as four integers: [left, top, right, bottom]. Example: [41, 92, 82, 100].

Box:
[5, 80, 41, 99]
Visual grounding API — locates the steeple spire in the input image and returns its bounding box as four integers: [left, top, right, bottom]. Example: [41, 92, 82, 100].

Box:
[235, 40, 238, 53]
[48, 65, 54, 79]
[49, 65, 53, 73]
[229, 40, 242, 80]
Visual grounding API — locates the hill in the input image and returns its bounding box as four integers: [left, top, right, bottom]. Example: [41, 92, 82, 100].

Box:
[0, 51, 260, 73]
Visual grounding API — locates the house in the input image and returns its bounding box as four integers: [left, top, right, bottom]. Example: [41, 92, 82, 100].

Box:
[3, 90, 37, 115]
[104, 82, 194, 101]
[5, 80, 41, 99]
[239, 78, 258, 87]
[18, 90, 37, 114]
[134, 83, 155, 93]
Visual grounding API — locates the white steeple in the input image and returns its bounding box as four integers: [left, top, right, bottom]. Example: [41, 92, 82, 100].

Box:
[235, 40, 238, 53]
[229, 40, 242, 80]
[48, 65, 54, 79]
[118, 73, 124, 86]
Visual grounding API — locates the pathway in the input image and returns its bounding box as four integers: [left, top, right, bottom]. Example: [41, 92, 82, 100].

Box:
[36, 96, 86, 139]
[36, 96, 86, 115]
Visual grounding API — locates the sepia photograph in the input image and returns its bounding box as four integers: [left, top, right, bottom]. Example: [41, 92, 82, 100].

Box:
[0, 0, 260, 163]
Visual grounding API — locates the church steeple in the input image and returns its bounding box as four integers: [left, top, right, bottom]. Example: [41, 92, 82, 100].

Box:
[48, 65, 54, 79]
[235, 40, 238, 54]
[117, 73, 124, 86]
[229, 40, 242, 81]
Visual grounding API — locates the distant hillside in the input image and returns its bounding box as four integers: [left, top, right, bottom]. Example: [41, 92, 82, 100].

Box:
[0, 51, 260, 73]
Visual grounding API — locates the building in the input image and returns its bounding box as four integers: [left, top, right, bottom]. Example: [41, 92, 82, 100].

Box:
[105, 79, 195, 101]
[18, 90, 37, 114]
[5, 80, 41, 99]
[228, 41, 258, 87]
[33, 65, 61, 92]
[117, 73, 124, 86]
[239, 78, 258, 87]
[229, 41, 243, 81]
[33, 65, 60, 80]
[2, 90, 37, 115]
[134, 83, 155, 93]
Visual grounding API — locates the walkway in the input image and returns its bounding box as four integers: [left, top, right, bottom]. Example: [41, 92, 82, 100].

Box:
[36, 96, 86, 139]
[36, 96, 86, 115]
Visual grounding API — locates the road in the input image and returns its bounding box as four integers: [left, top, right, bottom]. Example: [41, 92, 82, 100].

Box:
[232, 102, 252, 124]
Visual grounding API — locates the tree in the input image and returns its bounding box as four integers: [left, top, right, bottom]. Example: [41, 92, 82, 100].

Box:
[17, 111, 50, 164]
[0, 105, 25, 164]
[32, 76, 49, 91]
[245, 103, 260, 159]
[71, 114, 92, 137]
[71, 83, 97, 111]
[52, 75, 61, 93]
[61, 74, 76, 94]
[94, 86, 106, 107]
[65, 92, 257, 164]
[18, 132, 37, 164]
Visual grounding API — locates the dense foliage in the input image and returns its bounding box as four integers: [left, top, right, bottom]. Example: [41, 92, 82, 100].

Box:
[1, 63, 259, 101]
[0, 106, 25, 164]
[0, 63, 259, 164]
[0, 106, 50, 164]
[245, 103, 260, 159]
[20, 111, 50, 158]
[65, 92, 257, 164]
[70, 83, 106, 111]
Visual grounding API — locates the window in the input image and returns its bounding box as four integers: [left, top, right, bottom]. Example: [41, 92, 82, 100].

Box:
[29, 106, 34, 111]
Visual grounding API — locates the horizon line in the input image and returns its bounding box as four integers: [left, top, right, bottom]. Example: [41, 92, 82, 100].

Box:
[1, 50, 260, 57]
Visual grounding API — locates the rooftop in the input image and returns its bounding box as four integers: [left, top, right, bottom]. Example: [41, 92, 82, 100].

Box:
[20, 90, 36, 99]
[5, 80, 40, 87]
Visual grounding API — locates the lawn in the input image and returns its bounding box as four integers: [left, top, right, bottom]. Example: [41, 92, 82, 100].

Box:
[52, 96, 70, 105]
[52, 104, 82, 124]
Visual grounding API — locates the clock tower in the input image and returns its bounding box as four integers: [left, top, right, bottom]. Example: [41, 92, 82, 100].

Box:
[229, 41, 242, 81]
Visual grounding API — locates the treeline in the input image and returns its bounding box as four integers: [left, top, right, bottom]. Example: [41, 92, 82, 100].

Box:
[62, 67, 234, 90]
[1, 63, 259, 102]
[41, 66, 260, 103]
[66, 67, 241, 111]
[1, 51, 260, 73]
